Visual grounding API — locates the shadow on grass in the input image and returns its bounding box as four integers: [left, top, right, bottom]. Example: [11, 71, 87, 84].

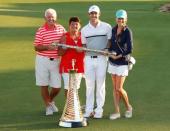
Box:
[0, 70, 67, 130]
[0, 27, 36, 41]
[0, 112, 63, 130]
[0, 61, 170, 130]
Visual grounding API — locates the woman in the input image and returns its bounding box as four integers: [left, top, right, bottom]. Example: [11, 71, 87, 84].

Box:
[59, 16, 84, 97]
[108, 9, 133, 120]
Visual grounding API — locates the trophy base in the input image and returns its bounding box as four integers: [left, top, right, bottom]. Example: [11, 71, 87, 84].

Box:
[59, 119, 88, 128]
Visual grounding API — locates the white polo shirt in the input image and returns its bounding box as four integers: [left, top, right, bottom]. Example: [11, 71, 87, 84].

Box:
[81, 21, 112, 56]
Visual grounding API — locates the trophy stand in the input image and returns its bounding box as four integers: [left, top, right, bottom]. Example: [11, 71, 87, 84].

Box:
[59, 59, 87, 128]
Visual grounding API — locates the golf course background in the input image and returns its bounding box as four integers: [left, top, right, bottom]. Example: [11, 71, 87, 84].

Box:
[0, 0, 170, 131]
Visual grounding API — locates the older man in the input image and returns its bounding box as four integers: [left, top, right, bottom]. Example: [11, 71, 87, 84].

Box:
[33, 8, 66, 115]
[81, 5, 112, 118]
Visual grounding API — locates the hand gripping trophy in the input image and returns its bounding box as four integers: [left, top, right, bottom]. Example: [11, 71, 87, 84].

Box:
[59, 59, 87, 128]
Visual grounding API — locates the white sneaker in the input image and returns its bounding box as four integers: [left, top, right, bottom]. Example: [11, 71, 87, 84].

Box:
[83, 112, 94, 118]
[109, 113, 121, 120]
[46, 106, 53, 116]
[125, 106, 133, 118]
[50, 101, 59, 112]
[94, 112, 103, 119]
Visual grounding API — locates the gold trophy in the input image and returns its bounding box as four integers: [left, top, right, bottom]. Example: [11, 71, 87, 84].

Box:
[59, 59, 87, 128]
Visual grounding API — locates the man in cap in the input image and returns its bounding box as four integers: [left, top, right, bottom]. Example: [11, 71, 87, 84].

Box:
[81, 5, 112, 118]
[33, 8, 66, 115]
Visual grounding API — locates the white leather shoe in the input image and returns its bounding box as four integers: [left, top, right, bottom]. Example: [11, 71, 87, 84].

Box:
[46, 106, 53, 116]
[109, 113, 121, 120]
[94, 112, 103, 119]
[50, 101, 59, 112]
[125, 106, 133, 118]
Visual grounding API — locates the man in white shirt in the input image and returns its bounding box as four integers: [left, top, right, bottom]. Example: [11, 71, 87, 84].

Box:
[81, 5, 112, 118]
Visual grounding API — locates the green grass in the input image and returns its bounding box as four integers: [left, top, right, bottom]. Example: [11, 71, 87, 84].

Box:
[0, 0, 170, 131]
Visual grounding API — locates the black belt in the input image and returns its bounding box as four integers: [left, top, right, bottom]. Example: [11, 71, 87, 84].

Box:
[91, 56, 98, 58]
[49, 58, 54, 61]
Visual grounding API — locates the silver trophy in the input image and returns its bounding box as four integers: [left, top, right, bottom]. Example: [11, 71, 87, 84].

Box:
[59, 59, 87, 128]
[52, 42, 116, 56]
